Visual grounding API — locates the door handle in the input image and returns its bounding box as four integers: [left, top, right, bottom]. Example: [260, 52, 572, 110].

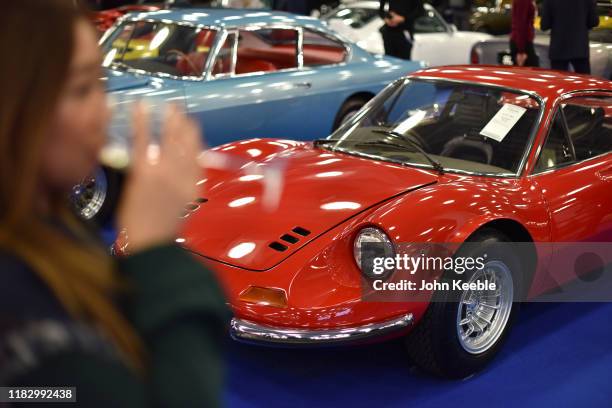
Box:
[292, 82, 312, 89]
[597, 167, 612, 181]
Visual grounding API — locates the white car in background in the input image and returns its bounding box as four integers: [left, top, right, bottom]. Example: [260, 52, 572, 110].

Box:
[323, 1, 492, 66]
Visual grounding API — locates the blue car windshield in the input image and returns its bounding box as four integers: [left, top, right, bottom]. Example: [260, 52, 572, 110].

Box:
[101, 21, 218, 77]
[326, 79, 542, 176]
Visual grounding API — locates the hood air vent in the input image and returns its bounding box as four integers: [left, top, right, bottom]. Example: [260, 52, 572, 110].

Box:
[269, 226, 312, 252]
[292, 227, 311, 236]
[269, 242, 288, 252]
[181, 198, 208, 218]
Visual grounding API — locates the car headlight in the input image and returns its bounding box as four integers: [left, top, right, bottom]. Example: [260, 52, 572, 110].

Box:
[353, 227, 395, 279]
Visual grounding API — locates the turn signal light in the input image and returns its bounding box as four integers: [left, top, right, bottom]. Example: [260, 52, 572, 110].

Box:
[238, 286, 288, 308]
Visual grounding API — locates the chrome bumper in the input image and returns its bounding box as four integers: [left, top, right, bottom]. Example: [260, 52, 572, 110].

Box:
[230, 313, 414, 346]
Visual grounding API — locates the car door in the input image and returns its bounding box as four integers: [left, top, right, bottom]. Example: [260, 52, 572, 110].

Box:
[530, 93, 612, 283]
[296, 28, 360, 138]
[185, 27, 313, 146]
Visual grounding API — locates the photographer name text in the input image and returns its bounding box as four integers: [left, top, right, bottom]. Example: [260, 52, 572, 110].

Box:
[372, 279, 497, 292]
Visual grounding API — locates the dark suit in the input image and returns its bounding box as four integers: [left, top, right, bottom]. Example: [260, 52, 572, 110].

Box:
[541, 0, 599, 74]
[379, 0, 424, 60]
[272, 0, 309, 15]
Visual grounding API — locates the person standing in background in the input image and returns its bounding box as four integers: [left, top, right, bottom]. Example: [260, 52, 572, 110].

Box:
[272, 0, 309, 15]
[540, 0, 599, 74]
[510, 0, 539, 67]
[379, 0, 424, 60]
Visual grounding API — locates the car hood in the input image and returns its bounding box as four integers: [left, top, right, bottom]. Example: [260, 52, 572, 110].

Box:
[102, 69, 186, 143]
[181, 140, 438, 271]
[104, 69, 153, 92]
[103, 68, 186, 97]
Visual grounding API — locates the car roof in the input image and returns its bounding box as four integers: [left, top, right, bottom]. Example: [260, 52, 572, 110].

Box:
[124, 8, 329, 30]
[410, 65, 612, 100]
[339, 1, 433, 11]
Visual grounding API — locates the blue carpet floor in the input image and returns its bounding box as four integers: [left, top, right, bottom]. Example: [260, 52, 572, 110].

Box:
[224, 302, 612, 408]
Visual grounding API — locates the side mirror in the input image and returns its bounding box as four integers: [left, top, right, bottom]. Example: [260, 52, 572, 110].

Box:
[450, 24, 458, 33]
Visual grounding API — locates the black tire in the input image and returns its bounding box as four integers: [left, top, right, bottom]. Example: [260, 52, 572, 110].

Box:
[404, 229, 523, 379]
[332, 97, 369, 131]
[94, 166, 122, 226]
[71, 166, 123, 226]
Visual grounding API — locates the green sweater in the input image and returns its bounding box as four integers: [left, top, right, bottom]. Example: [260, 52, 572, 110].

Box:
[1, 245, 230, 408]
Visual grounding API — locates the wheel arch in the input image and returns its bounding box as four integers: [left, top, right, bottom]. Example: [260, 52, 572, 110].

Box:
[331, 91, 376, 131]
[344, 91, 375, 103]
[466, 218, 537, 299]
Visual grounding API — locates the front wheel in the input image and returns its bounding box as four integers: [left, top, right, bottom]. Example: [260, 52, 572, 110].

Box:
[404, 229, 523, 378]
[71, 166, 122, 225]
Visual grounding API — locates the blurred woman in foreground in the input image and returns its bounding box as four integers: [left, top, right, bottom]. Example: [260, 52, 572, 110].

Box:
[0, 1, 228, 407]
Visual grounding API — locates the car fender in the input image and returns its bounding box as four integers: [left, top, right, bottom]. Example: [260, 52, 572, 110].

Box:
[357, 176, 554, 296]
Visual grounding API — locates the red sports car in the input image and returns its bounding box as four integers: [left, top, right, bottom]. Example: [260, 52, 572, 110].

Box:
[116, 66, 612, 378]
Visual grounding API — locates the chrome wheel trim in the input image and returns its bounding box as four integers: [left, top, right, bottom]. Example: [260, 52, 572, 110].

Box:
[71, 167, 108, 220]
[456, 260, 514, 355]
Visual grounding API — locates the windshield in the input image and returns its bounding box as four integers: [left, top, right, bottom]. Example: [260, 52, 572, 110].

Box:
[324, 7, 379, 29]
[325, 79, 541, 176]
[102, 21, 218, 77]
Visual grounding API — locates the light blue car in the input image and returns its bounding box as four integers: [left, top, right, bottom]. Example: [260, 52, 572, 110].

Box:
[75, 8, 424, 220]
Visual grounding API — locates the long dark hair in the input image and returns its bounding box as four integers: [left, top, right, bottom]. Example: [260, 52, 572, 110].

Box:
[0, 0, 144, 372]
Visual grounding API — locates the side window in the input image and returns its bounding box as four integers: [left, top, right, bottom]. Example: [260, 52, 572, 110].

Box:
[562, 97, 612, 161]
[302, 29, 347, 67]
[211, 32, 237, 77]
[535, 110, 574, 172]
[235, 28, 298, 75]
[414, 9, 447, 34]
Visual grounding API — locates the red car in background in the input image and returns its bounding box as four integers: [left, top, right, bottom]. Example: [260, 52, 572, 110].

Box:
[116, 66, 612, 378]
[91, 4, 160, 33]
[90, 0, 221, 33]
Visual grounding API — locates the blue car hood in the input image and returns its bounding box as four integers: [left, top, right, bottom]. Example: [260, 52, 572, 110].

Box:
[104, 69, 154, 92]
[103, 69, 186, 118]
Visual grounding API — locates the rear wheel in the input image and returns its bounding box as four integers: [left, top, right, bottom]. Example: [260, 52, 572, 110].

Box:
[404, 229, 523, 378]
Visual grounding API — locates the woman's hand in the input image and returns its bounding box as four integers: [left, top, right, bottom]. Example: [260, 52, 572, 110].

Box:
[385, 11, 405, 28]
[116, 103, 204, 253]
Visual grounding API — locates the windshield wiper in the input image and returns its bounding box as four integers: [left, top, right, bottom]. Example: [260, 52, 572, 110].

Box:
[313, 139, 338, 147]
[369, 129, 445, 174]
[108, 61, 130, 71]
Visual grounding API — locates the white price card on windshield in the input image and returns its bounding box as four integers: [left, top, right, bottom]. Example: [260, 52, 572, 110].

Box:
[480, 104, 527, 142]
